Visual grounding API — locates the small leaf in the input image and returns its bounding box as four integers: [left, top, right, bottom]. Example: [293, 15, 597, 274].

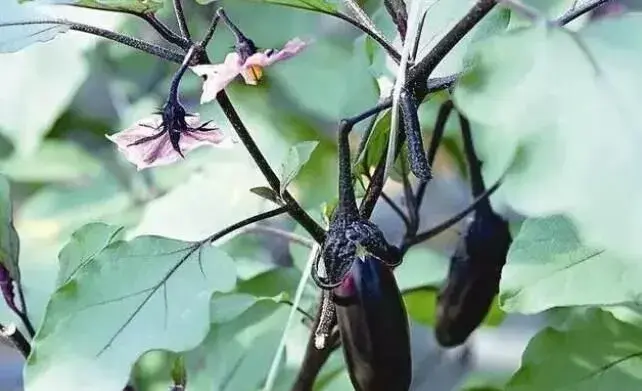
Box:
[0, 140, 101, 182]
[506, 308, 642, 390]
[56, 223, 124, 286]
[0, 1, 68, 53]
[500, 216, 642, 314]
[25, 235, 237, 391]
[23, 0, 164, 13]
[250, 187, 284, 205]
[279, 141, 319, 195]
[0, 175, 20, 282]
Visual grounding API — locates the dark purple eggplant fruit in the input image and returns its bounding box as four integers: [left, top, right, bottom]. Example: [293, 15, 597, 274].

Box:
[334, 255, 411, 391]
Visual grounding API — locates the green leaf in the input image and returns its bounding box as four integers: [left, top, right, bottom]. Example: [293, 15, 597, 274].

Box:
[25, 234, 237, 391]
[233, 0, 337, 13]
[184, 293, 286, 391]
[506, 308, 642, 390]
[279, 141, 319, 195]
[0, 140, 102, 183]
[454, 15, 642, 260]
[56, 223, 124, 286]
[0, 175, 20, 281]
[250, 187, 284, 205]
[500, 216, 642, 314]
[24, 0, 164, 13]
[0, 1, 68, 53]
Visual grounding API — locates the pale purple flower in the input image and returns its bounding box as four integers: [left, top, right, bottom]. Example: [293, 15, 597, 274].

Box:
[107, 113, 232, 170]
[191, 38, 308, 103]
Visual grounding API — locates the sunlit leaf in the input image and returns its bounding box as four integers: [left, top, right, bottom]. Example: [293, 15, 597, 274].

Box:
[0, 0, 68, 53]
[506, 309, 642, 390]
[25, 232, 237, 391]
[500, 216, 642, 314]
[454, 15, 642, 260]
[56, 223, 123, 286]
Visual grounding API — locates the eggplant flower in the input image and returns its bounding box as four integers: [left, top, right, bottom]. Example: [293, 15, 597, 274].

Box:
[107, 102, 231, 170]
[191, 38, 307, 103]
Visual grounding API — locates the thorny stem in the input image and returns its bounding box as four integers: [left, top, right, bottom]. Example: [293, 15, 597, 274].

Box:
[0, 323, 30, 358]
[0, 20, 185, 64]
[172, 0, 192, 41]
[558, 0, 613, 25]
[216, 92, 326, 244]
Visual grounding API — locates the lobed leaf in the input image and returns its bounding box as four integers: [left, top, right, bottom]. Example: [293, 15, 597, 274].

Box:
[25, 229, 237, 391]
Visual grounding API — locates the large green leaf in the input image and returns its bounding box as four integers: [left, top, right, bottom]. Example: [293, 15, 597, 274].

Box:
[506, 309, 642, 390]
[0, 175, 20, 282]
[454, 15, 642, 260]
[0, 0, 68, 53]
[500, 216, 642, 314]
[23, 0, 164, 13]
[25, 230, 237, 391]
[56, 223, 124, 286]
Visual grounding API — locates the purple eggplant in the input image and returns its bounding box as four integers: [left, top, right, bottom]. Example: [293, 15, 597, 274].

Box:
[434, 114, 512, 347]
[334, 255, 411, 391]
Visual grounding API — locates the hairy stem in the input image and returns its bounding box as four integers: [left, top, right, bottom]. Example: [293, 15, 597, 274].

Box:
[215, 92, 326, 243]
[138, 13, 190, 49]
[172, 0, 192, 41]
[558, 0, 612, 25]
[0, 20, 185, 63]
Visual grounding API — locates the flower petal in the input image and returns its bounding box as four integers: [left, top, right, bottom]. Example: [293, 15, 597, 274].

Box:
[244, 37, 308, 68]
[107, 114, 232, 170]
[191, 53, 244, 103]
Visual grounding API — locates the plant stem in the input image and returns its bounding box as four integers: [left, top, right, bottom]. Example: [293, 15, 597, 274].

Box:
[172, 0, 192, 41]
[138, 13, 190, 49]
[204, 206, 288, 244]
[0, 20, 185, 63]
[558, 0, 612, 25]
[215, 92, 326, 243]
[16, 286, 35, 338]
